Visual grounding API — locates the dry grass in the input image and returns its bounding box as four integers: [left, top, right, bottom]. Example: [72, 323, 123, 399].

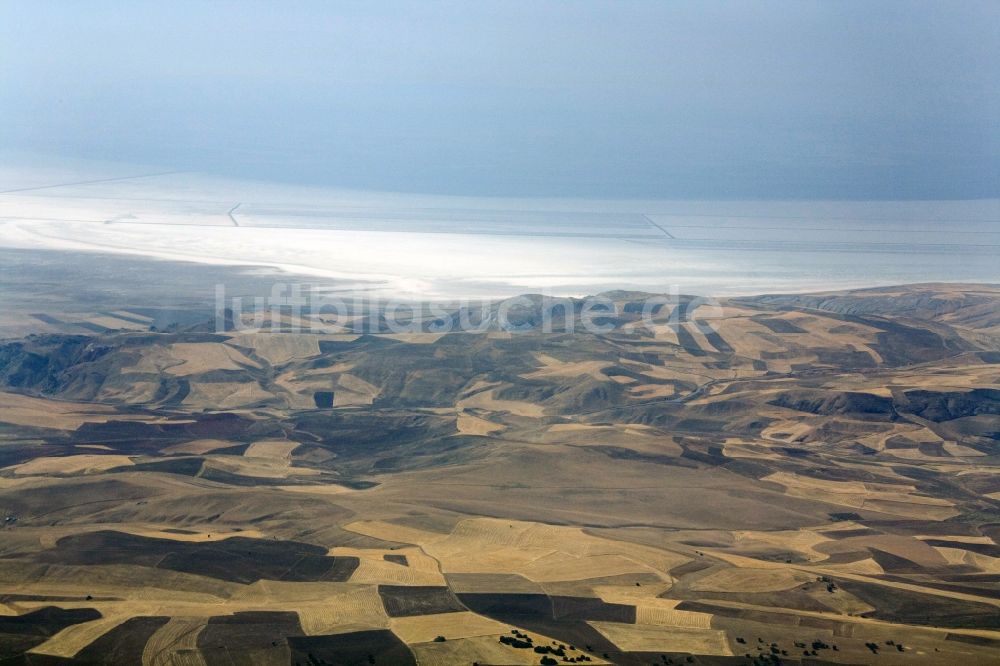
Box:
[142, 617, 207, 666]
[202, 455, 319, 480]
[162, 343, 260, 376]
[648, 323, 680, 345]
[334, 373, 380, 406]
[111, 310, 153, 324]
[28, 612, 130, 658]
[628, 383, 678, 399]
[273, 483, 356, 496]
[374, 333, 446, 344]
[731, 528, 832, 562]
[590, 622, 732, 655]
[390, 611, 507, 644]
[346, 518, 686, 584]
[539, 423, 683, 456]
[84, 315, 148, 331]
[763, 472, 959, 520]
[521, 553, 657, 582]
[182, 381, 271, 410]
[456, 387, 545, 417]
[10, 454, 133, 476]
[347, 558, 445, 586]
[0, 391, 119, 430]
[456, 412, 505, 435]
[118, 526, 265, 542]
[293, 586, 388, 635]
[690, 567, 812, 593]
[344, 520, 446, 547]
[934, 547, 1000, 573]
[4, 285, 999, 662]
[226, 333, 322, 365]
[635, 606, 714, 629]
[243, 440, 298, 460]
[161, 439, 237, 455]
[521, 353, 611, 381]
[329, 546, 440, 572]
[915, 534, 996, 545]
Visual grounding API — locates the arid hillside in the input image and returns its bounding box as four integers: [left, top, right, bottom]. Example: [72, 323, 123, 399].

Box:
[0, 284, 999, 665]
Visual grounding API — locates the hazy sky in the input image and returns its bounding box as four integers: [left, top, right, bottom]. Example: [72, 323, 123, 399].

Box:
[2, 1, 997, 199]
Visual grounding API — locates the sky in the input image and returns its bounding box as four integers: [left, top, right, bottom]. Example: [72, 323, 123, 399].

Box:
[1, 1, 997, 199]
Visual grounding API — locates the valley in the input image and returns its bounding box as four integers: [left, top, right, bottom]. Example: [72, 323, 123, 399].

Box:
[0, 280, 998, 664]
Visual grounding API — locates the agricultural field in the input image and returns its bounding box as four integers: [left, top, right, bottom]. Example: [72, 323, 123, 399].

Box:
[0, 282, 998, 664]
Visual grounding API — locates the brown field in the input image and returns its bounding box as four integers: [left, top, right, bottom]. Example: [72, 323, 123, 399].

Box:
[10, 454, 134, 476]
[1, 284, 1000, 663]
[591, 622, 733, 655]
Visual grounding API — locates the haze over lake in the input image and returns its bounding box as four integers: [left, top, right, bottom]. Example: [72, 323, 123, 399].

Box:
[1, 161, 997, 299]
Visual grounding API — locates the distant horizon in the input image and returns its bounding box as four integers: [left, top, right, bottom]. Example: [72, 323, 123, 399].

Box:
[6, 151, 1000, 205]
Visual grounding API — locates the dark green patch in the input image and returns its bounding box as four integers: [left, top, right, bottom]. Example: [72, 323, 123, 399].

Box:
[313, 391, 334, 408]
[74, 616, 169, 664]
[35, 531, 359, 584]
[288, 629, 415, 666]
[197, 611, 302, 664]
[0, 607, 101, 659]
